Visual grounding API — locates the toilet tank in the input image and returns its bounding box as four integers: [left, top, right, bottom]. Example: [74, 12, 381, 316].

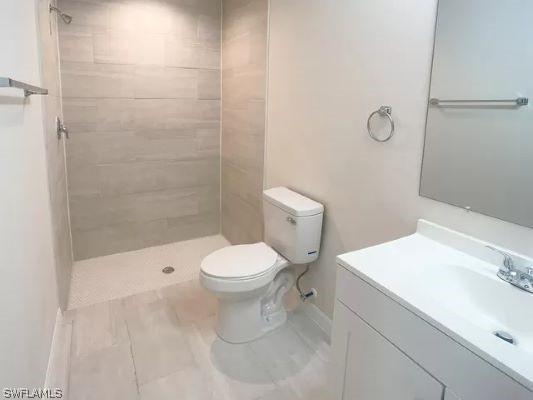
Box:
[263, 187, 324, 264]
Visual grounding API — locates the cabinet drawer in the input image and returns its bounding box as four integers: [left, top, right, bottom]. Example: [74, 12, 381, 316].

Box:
[335, 265, 532, 400]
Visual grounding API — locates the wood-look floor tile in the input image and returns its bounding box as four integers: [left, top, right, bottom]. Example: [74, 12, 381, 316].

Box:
[65, 279, 330, 400]
[69, 343, 139, 400]
[139, 366, 225, 400]
[131, 331, 197, 385]
[70, 299, 129, 360]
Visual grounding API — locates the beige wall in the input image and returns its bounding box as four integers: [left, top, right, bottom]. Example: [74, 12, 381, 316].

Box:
[58, 0, 222, 259]
[266, 0, 533, 317]
[37, 0, 73, 309]
[221, 0, 268, 244]
[0, 0, 59, 387]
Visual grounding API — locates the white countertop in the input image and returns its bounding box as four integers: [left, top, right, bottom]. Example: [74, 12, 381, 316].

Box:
[336, 220, 533, 392]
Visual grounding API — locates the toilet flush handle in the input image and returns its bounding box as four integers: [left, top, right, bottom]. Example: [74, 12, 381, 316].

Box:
[286, 216, 297, 225]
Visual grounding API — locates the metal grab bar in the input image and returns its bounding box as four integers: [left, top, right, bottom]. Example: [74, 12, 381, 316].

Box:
[0, 77, 48, 97]
[430, 97, 528, 106]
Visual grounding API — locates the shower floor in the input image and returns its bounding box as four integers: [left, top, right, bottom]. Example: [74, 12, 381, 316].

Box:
[68, 235, 230, 309]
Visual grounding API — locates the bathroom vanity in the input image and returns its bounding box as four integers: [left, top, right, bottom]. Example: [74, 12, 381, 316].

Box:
[331, 220, 533, 400]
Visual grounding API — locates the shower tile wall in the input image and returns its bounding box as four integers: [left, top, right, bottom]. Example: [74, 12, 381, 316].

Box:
[221, 0, 268, 244]
[58, 0, 222, 260]
[37, 0, 74, 309]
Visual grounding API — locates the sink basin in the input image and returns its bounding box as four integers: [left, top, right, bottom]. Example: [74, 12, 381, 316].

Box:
[336, 219, 533, 391]
[418, 263, 533, 354]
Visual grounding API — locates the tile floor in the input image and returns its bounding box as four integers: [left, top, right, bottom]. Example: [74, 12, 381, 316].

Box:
[59, 279, 331, 400]
[68, 235, 230, 309]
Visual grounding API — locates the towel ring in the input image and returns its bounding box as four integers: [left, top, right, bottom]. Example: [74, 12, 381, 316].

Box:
[367, 106, 394, 142]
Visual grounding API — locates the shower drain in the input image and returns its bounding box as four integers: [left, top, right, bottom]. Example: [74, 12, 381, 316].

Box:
[162, 266, 175, 274]
[494, 330, 515, 345]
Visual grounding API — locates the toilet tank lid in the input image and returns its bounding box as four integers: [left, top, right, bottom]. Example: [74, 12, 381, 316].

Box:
[263, 187, 324, 217]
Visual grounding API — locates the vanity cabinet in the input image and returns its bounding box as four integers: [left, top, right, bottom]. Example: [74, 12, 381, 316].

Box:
[332, 301, 443, 400]
[444, 389, 462, 400]
[331, 265, 533, 400]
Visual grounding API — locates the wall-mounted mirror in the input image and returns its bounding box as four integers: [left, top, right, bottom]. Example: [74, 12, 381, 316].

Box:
[420, 0, 533, 228]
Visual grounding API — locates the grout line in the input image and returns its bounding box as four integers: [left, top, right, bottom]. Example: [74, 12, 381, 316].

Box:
[263, 0, 271, 194]
[219, 0, 224, 237]
[123, 317, 141, 396]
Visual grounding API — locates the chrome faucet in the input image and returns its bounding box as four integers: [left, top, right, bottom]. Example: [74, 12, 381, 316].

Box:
[486, 245, 533, 293]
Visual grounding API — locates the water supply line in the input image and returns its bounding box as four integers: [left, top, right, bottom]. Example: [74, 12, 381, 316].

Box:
[296, 264, 317, 301]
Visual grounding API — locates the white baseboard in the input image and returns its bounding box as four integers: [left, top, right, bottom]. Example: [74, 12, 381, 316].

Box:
[44, 308, 72, 395]
[301, 301, 332, 340]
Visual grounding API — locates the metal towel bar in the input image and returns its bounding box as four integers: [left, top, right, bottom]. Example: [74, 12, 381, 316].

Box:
[430, 97, 528, 106]
[0, 77, 48, 97]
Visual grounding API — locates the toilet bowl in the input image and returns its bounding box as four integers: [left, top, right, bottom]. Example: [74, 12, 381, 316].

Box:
[200, 242, 293, 343]
[200, 187, 324, 343]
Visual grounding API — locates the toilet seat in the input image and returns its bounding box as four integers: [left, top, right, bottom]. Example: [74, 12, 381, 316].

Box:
[200, 242, 278, 280]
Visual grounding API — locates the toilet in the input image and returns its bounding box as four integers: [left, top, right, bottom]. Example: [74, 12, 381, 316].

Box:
[200, 187, 324, 343]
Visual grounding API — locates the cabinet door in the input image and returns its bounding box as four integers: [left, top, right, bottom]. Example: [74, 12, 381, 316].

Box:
[444, 389, 462, 400]
[331, 301, 444, 400]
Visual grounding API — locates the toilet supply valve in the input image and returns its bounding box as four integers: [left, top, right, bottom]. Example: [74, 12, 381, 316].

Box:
[300, 288, 317, 302]
[296, 265, 317, 302]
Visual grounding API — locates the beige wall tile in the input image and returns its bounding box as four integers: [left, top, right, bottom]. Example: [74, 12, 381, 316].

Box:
[108, 2, 173, 35]
[166, 7, 199, 38]
[71, 219, 165, 260]
[69, 187, 204, 231]
[93, 29, 138, 64]
[72, 211, 220, 259]
[198, 14, 222, 49]
[60, 0, 222, 259]
[222, 102, 265, 137]
[222, 159, 262, 206]
[222, 190, 263, 244]
[222, 68, 265, 103]
[222, 129, 264, 171]
[63, 98, 137, 131]
[61, 62, 135, 98]
[164, 213, 220, 243]
[135, 33, 166, 65]
[94, 29, 167, 66]
[66, 129, 199, 168]
[59, 26, 94, 63]
[134, 99, 220, 131]
[165, 36, 221, 69]
[68, 158, 219, 197]
[222, 0, 267, 42]
[67, 130, 137, 167]
[198, 69, 221, 99]
[221, 0, 267, 244]
[196, 127, 221, 156]
[134, 66, 197, 99]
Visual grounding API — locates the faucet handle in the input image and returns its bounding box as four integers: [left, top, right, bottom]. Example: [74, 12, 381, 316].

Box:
[486, 245, 514, 271]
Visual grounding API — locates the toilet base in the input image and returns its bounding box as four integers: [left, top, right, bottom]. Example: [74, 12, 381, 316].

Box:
[215, 270, 295, 343]
[216, 299, 287, 344]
